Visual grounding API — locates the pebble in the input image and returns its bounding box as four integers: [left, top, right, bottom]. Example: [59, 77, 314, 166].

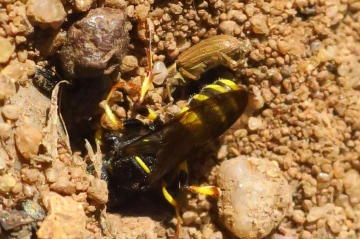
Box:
[152, 61, 168, 85]
[0, 149, 8, 171]
[45, 168, 59, 183]
[1, 62, 28, 82]
[21, 168, 39, 183]
[342, 169, 360, 205]
[0, 37, 14, 63]
[182, 211, 198, 226]
[0, 174, 16, 192]
[50, 176, 76, 195]
[249, 13, 269, 35]
[74, 0, 95, 12]
[26, 0, 66, 29]
[1, 105, 21, 120]
[120, 55, 138, 73]
[15, 124, 43, 160]
[292, 210, 305, 224]
[219, 20, 237, 35]
[248, 117, 263, 131]
[37, 193, 87, 239]
[306, 203, 334, 222]
[216, 156, 291, 239]
[0, 75, 16, 101]
[0, 122, 12, 139]
[87, 178, 108, 204]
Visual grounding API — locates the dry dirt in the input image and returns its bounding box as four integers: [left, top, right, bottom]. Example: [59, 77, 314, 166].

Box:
[1, 0, 360, 239]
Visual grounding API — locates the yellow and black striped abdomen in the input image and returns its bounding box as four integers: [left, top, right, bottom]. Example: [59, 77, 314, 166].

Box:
[142, 79, 248, 184]
[178, 79, 248, 142]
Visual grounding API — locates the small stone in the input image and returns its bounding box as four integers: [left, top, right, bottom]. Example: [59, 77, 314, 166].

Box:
[0, 174, 16, 192]
[0, 123, 12, 139]
[342, 169, 360, 205]
[104, 0, 127, 9]
[248, 117, 263, 131]
[2, 105, 21, 120]
[168, 3, 182, 15]
[50, 176, 76, 195]
[37, 193, 87, 239]
[217, 145, 228, 160]
[349, 2, 360, 11]
[219, 20, 237, 35]
[0, 37, 14, 63]
[45, 168, 59, 183]
[277, 40, 291, 55]
[327, 215, 341, 234]
[26, 0, 66, 29]
[74, 0, 95, 12]
[182, 211, 198, 225]
[293, 210, 305, 224]
[87, 178, 108, 204]
[152, 61, 168, 85]
[1, 62, 28, 82]
[306, 203, 334, 222]
[249, 13, 269, 35]
[217, 156, 291, 239]
[22, 168, 39, 183]
[0, 75, 17, 100]
[15, 124, 43, 160]
[120, 55, 138, 73]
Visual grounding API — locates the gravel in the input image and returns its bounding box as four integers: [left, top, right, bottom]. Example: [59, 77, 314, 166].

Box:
[0, 0, 360, 239]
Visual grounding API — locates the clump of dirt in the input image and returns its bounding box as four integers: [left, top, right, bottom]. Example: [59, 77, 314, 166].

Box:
[1, 0, 360, 239]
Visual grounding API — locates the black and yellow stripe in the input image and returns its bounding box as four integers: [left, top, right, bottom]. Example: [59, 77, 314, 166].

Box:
[177, 78, 248, 144]
[102, 77, 248, 193]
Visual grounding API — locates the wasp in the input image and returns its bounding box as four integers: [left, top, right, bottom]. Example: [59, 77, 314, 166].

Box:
[100, 78, 249, 238]
[98, 21, 252, 237]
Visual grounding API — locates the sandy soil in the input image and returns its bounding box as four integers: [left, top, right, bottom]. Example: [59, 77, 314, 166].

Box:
[1, 0, 360, 239]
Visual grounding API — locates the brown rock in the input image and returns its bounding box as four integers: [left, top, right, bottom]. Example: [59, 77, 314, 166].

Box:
[15, 124, 43, 160]
[50, 176, 76, 195]
[87, 178, 108, 204]
[249, 13, 269, 35]
[37, 193, 87, 239]
[60, 7, 128, 78]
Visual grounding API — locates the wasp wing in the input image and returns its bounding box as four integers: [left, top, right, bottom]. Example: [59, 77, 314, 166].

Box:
[120, 88, 248, 185]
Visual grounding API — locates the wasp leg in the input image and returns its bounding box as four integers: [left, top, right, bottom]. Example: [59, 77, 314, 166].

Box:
[187, 185, 220, 196]
[177, 161, 220, 196]
[101, 81, 138, 130]
[132, 102, 163, 128]
[162, 181, 182, 239]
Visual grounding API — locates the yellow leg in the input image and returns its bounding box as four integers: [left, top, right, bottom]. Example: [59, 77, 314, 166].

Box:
[162, 181, 182, 239]
[187, 185, 220, 196]
[178, 161, 220, 196]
